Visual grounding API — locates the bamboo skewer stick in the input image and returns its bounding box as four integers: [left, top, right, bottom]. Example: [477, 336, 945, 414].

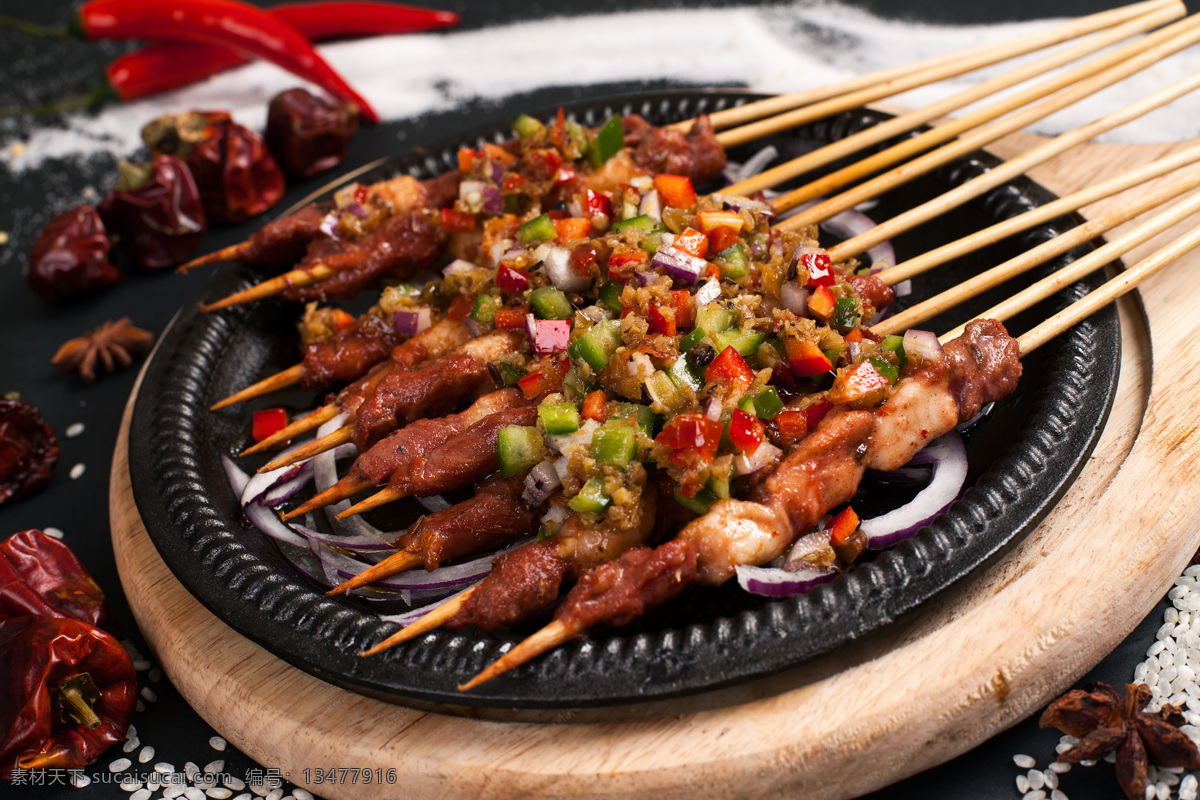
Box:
[826, 70, 1200, 262]
[774, 13, 1200, 233]
[328, 550, 423, 596]
[674, 0, 1180, 133]
[210, 364, 305, 411]
[1017, 223, 1200, 355]
[726, 4, 1180, 198]
[279, 475, 373, 522]
[178, 242, 250, 273]
[360, 586, 479, 655]
[879, 143, 1200, 284]
[874, 167, 1200, 336]
[940, 187, 1200, 343]
[337, 488, 404, 520]
[199, 265, 333, 313]
[458, 620, 575, 691]
[260, 424, 351, 472]
[712, 3, 1183, 151]
[241, 405, 339, 456]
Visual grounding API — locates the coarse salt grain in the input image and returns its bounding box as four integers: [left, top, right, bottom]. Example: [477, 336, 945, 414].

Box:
[1014, 754, 1036, 768]
[65, 422, 84, 437]
[210, 736, 227, 751]
[1028, 770, 1045, 790]
[69, 463, 85, 480]
[110, 758, 132, 772]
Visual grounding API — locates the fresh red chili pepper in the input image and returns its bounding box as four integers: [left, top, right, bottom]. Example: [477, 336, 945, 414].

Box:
[0, 531, 110, 629]
[728, 409, 764, 454]
[801, 252, 835, 288]
[0, 401, 60, 507]
[707, 225, 739, 254]
[801, 397, 833, 430]
[94, 2, 457, 103]
[143, 111, 285, 226]
[252, 408, 289, 442]
[446, 294, 474, 321]
[584, 189, 612, 222]
[265, 88, 360, 178]
[77, 0, 380, 123]
[606, 247, 647, 282]
[26, 206, 122, 304]
[495, 265, 529, 294]
[786, 338, 833, 378]
[98, 156, 207, 269]
[525, 149, 563, 182]
[0, 615, 136, 777]
[704, 346, 755, 393]
[517, 358, 566, 400]
[668, 289, 692, 330]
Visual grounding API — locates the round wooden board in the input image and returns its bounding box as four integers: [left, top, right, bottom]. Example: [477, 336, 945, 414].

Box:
[112, 134, 1200, 799]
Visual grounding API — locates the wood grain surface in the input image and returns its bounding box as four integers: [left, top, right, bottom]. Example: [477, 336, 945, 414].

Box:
[111, 132, 1200, 799]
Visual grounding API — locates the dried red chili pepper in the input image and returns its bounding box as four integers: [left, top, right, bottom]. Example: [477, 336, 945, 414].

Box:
[75, 0, 380, 123]
[266, 88, 360, 178]
[0, 400, 59, 507]
[0, 616, 136, 778]
[98, 155, 206, 269]
[143, 111, 285, 225]
[0, 530, 110, 629]
[25, 206, 121, 304]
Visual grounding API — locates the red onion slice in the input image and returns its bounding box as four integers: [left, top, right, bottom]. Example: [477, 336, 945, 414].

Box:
[333, 538, 533, 593]
[289, 524, 396, 552]
[318, 211, 341, 241]
[526, 314, 571, 354]
[903, 329, 944, 364]
[820, 208, 896, 272]
[736, 562, 838, 597]
[393, 308, 433, 335]
[379, 583, 481, 627]
[639, 189, 663, 223]
[260, 463, 314, 507]
[859, 430, 968, 549]
[651, 243, 707, 285]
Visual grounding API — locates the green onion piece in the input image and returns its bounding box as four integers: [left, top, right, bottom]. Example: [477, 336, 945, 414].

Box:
[470, 294, 499, 325]
[497, 425, 547, 478]
[587, 115, 625, 167]
[716, 243, 749, 280]
[513, 113, 545, 139]
[529, 286, 573, 320]
[568, 476, 611, 514]
[538, 402, 581, 435]
[518, 213, 557, 244]
[590, 420, 638, 468]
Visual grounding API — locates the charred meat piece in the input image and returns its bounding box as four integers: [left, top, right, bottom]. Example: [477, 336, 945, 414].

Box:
[408, 475, 536, 570]
[396, 406, 538, 496]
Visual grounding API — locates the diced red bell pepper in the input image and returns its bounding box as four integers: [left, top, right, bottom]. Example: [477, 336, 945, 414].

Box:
[496, 264, 529, 294]
[447, 294, 474, 321]
[653, 174, 697, 208]
[674, 227, 709, 259]
[696, 209, 744, 233]
[705, 346, 755, 393]
[843, 328, 863, 344]
[494, 307, 527, 329]
[517, 358, 566, 399]
[353, 184, 369, 206]
[800, 252, 834, 287]
[554, 164, 577, 185]
[828, 506, 860, 548]
[441, 207, 477, 233]
[786, 338, 833, 378]
[807, 285, 836, 319]
[648, 302, 677, 337]
[585, 189, 612, 221]
[655, 413, 723, 467]
[330, 309, 354, 331]
[607, 247, 648, 282]
[830, 360, 891, 407]
[570, 245, 598, 276]
[581, 390, 607, 422]
[252, 408, 288, 442]
[802, 397, 832, 430]
[457, 147, 476, 173]
[528, 148, 564, 181]
[773, 410, 807, 448]
[708, 226, 740, 254]
[482, 142, 516, 166]
[554, 217, 592, 243]
[729, 408, 765, 454]
[501, 172, 528, 192]
[669, 289, 693, 330]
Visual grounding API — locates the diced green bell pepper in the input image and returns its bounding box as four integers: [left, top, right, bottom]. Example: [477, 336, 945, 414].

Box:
[645, 370, 685, 411]
[529, 286, 573, 320]
[470, 294, 499, 325]
[590, 420, 638, 468]
[497, 425, 547, 478]
[674, 485, 717, 515]
[513, 113, 545, 139]
[678, 328, 706, 354]
[668, 354, 704, 391]
[518, 213, 556, 244]
[587, 115, 625, 167]
[497, 362, 527, 387]
[567, 319, 623, 371]
[868, 356, 900, 384]
[614, 402, 656, 438]
[597, 281, 624, 316]
[639, 229, 668, 255]
[879, 334, 907, 369]
[538, 402, 580, 435]
[696, 305, 735, 337]
[568, 476, 611, 514]
[611, 214, 657, 234]
[716, 243, 749, 280]
[713, 328, 766, 357]
[832, 297, 861, 329]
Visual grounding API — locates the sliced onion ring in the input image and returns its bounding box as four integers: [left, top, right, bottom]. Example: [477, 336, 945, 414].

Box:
[859, 430, 968, 549]
[736, 562, 838, 597]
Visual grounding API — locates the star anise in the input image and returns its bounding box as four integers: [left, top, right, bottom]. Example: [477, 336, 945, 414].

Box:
[51, 317, 154, 383]
[1040, 682, 1200, 800]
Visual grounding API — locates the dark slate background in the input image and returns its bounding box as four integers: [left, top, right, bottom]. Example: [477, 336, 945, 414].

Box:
[0, 1, 1189, 798]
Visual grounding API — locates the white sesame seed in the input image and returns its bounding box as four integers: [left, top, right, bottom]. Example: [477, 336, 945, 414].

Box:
[1107, 752, 1119, 764]
[1023, 792, 1046, 800]
[110, 758, 132, 772]
[293, 791, 313, 800]
[120, 777, 142, 791]
[210, 736, 227, 751]
[194, 777, 215, 790]
[71, 772, 92, 788]
[1014, 754, 1036, 769]
[1045, 770, 1059, 790]
[69, 463, 86, 480]
[150, 668, 162, 682]
[207, 790, 233, 799]
[1158, 782, 1171, 800]
[1171, 587, 1190, 601]
[43, 527, 64, 539]
[131, 791, 151, 800]
[1028, 770, 1045, 790]
[155, 762, 176, 774]
[65, 422, 85, 438]
[224, 778, 246, 790]
[147, 775, 161, 792]
[1137, 664, 1150, 682]
[123, 737, 140, 753]
[138, 746, 155, 763]
[1017, 775, 1031, 793]
[205, 760, 225, 774]
[1055, 743, 1072, 754]
[1051, 791, 1069, 800]
[1164, 773, 1182, 786]
[186, 789, 208, 800]
[141, 686, 158, 702]
[1048, 762, 1071, 773]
